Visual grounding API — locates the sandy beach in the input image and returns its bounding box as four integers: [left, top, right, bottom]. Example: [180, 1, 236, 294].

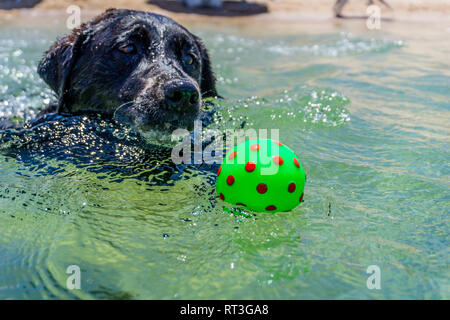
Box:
[0, 0, 449, 23]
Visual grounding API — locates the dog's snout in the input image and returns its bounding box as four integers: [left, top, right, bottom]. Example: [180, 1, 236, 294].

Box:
[163, 81, 199, 111]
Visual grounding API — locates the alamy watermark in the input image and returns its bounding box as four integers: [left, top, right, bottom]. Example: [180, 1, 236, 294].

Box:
[366, 265, 381, 290]
[366, 5, 381, 30]
[66, 265, 81, 290]
[66, 5, 81, 30]
[170, 120, 282, 175]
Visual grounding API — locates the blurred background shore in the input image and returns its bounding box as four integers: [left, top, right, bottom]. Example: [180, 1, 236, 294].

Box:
[0, 0, 449, 23]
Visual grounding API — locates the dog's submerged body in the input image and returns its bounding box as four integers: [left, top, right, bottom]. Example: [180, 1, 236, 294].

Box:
[6, 9, 217, 135]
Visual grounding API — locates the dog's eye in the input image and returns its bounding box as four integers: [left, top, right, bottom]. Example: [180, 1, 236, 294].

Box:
[118, 44, 136, 54]
[183, 54, 194, 65]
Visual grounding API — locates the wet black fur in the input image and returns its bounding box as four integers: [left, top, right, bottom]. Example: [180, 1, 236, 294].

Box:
[34, 8, 217, 131]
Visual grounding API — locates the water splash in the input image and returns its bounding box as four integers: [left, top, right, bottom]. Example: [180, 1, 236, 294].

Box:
[268, 32, 404, 57]
[210, 87, 351, 130]
[0, 28, 54, 121]
[206, 31, 404, 61]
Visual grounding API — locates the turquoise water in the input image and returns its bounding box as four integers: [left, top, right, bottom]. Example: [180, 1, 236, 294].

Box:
[0, 16, 448, 299]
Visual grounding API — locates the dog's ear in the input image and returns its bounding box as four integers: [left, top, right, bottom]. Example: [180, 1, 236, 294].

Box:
[38, 30, 87, 113]
[193, 35, 217, 98]
[37, 8, 120, 113]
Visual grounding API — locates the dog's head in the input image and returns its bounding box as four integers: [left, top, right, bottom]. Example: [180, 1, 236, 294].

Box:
[38, 9, 217, 135]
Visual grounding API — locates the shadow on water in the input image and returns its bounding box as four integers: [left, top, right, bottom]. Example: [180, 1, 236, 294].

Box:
[147, 0, 268, 17]
[0, 0, 41, 10]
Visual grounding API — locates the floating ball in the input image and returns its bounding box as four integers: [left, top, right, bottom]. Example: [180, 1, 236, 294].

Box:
[216, 139, 306, 212]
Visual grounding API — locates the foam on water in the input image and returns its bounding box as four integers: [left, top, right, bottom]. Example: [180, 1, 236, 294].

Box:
[267, 32, 404, 57]
[207, 31, 404, 60]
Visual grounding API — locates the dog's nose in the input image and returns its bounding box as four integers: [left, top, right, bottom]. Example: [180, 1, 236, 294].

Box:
[164, 81, 199, 112]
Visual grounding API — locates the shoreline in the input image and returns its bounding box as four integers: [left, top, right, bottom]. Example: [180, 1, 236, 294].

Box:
[0, 0, 449, 24]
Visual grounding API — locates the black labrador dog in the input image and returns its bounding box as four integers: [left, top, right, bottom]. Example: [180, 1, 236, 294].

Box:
[2, 8, 217, 138]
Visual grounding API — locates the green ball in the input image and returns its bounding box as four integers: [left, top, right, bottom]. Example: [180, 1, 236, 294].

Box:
[216, 139, 306, 213]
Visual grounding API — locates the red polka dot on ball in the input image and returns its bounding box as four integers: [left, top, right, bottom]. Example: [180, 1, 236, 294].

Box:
[220, 193, 225, 201]
[273, 156, 284, 165]
[299, 193, 304, 203]
[226, 175, 235, 186]
[288, 183, 296, 193]
[217, 166, 221, 176]
[245, 161, 256, 172]
[236, 203, 246, 207]
[293, 158, 300, 168]
[266, 205, 277, 211]
[274, 141, 282, 146]
[228, 151, 237, 160]
[250, 144, 260, 151]
[256, 183, 267, 194]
